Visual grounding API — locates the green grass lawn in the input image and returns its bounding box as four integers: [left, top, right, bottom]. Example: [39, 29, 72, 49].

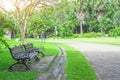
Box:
[60, 44, 97, 80]
[48, 37, 120, 45]
[0, 38, 98, 80]
[0, 39, 58, 80]
[68, 37, 120, 45]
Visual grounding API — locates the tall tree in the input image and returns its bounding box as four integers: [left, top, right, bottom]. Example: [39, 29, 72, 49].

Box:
[0, 0, 54, 44]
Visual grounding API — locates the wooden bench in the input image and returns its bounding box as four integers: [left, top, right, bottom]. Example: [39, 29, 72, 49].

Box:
[23, 44, 45, 57]
[8, 45, 40, 71]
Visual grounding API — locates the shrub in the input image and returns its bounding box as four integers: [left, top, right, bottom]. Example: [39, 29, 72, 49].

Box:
[0, 38, 9, 48]
[108, 27, 120, 37]
[81, 32, 104, 38]
[0, 29, 5, 37]
[15, 33, 21, 38]
[72, 34, 80, 38]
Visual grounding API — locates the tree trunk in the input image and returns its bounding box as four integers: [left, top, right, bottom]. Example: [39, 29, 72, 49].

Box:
[89, 26, 93, 32]
[20, 20, 27, 44]
[100, 28, 103, 33]
[80, 22, 83, 34]
[20, 27, 26, 44]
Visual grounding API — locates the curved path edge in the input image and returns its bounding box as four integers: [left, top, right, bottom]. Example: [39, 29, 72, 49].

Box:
[62, 41, 120, 80]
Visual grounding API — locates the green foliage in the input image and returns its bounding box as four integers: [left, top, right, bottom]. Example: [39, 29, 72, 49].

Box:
[98, 15, 112, 32]
[0, 0, 120, 39]
[0, 12, 5, 26]
[0, 12, 6, 38]
[0, 29, 5, 37]
[3, 19, 14, 28]
[0, 13, 16, 38]
[28, 1, 78, 38]
[28, 11, 55, 38]
[0, 38, 9, 55]
[81, 32, 104, 38]
[15, 33, 21, 38]
[113, 10, 120, 26]
[108, 27, 120, 37]
[72, 34, 80, 38]
[58, 25, 73, 38]
[0, 38, 9, 49]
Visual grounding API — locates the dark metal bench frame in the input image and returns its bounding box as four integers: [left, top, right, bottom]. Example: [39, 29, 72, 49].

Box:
[8, 45, 40, 71]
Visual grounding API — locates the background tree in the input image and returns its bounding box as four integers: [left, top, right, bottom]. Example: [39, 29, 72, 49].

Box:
[0, 0, 120, 39]
[0, 0, 55, 44]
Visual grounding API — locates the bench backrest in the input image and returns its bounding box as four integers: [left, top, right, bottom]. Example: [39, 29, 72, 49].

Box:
[9, 45, 25, 60]
[23, 44, 35, 51]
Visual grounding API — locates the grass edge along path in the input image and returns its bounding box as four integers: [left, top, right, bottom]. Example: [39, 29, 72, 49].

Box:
[68, 37, 120, 45]
[60, 43, 97, 80]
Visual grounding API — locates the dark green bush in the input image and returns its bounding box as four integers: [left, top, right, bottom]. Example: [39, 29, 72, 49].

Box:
[108, 27, 120, 37]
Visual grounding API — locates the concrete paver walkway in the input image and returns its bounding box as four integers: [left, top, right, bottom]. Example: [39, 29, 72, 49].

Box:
[63, 42, 120, 80]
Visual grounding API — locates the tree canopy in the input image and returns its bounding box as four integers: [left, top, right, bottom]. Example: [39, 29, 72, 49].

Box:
[0, 0, 120, 42]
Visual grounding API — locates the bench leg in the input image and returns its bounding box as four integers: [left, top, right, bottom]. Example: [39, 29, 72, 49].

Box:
[41, 52, 45, 57]
[8, 62, 19, 71]
[8, 60, 30, 71]
[34, 56, 40, 61]
[22, 60, 30, 70]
